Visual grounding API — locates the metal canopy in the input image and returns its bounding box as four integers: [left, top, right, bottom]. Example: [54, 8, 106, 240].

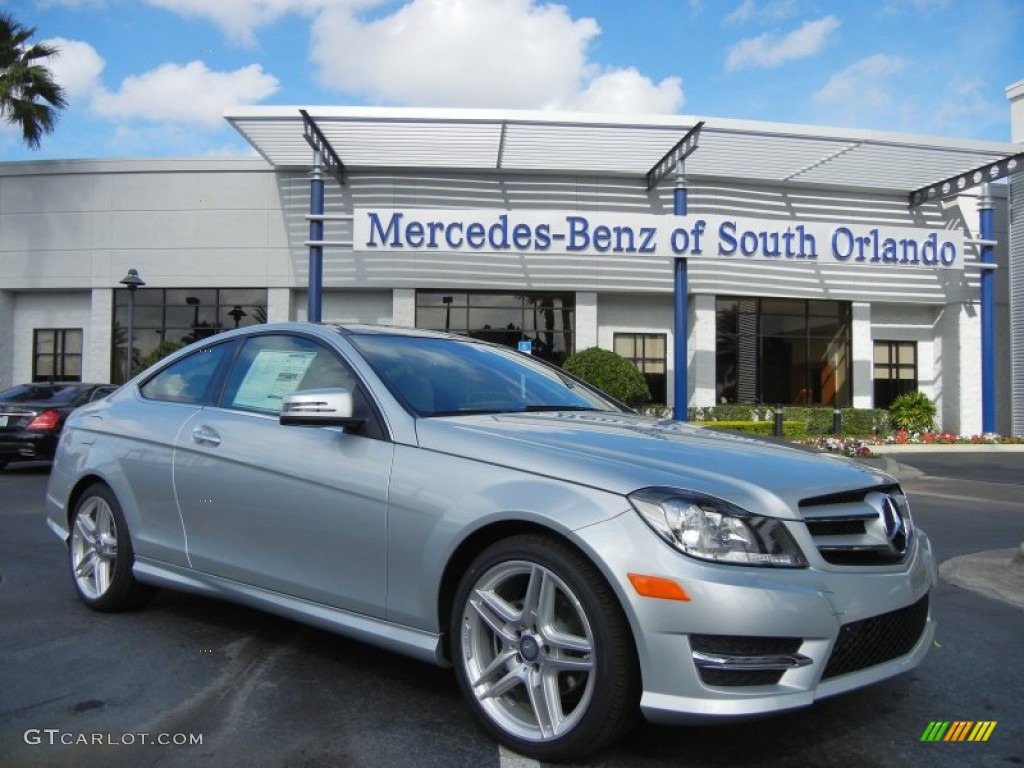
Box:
[224, 106, 1020, 195]
[299, 109, 345, 185]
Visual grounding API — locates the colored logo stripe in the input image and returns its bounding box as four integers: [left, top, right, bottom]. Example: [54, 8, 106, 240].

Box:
[920, 721, 997, 742]
[921, 721, 949, 741]
[968, 722, 997, 742]
[945, 721, 973, 741]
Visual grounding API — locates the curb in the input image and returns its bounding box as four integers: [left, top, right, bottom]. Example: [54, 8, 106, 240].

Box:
[870, 444, 1024, 454]
[939, 549, 1024, 611]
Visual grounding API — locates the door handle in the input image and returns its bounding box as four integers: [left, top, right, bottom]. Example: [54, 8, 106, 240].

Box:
[191, 425, 221, 447]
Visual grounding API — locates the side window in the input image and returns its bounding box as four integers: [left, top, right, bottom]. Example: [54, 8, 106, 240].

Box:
[221, 335, 358, 415]
[140, 344, 230, 404]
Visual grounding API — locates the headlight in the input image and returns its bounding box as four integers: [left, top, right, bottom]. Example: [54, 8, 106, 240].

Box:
[629, 488, 807, 568]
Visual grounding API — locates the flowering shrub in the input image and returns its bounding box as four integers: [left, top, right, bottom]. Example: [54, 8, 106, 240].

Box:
[798, 437, 877, 458]
[796, 431, 1024, 457]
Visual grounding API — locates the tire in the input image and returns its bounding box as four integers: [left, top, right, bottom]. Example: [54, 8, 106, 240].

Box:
[450, 534, 639, 762]
[68, 483, 156, 612]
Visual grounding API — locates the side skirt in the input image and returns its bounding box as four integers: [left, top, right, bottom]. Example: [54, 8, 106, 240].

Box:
[133, 558, 448, 667]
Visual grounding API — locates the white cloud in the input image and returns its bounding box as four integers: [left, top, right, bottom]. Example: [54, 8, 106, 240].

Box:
[92, 61, 280, 127]
[724, 0, 802, 25]
[564, 69, 683, 114]
[882, 0, 951, 15]
[309, 0, 683, 114]
[104, 122, 257, 156]
[36, 0, 107, 7]
[723, 0, 797, 26]
[725, 15, 839, 71]
[42, 38, 105, 106]
[724, 0, 757, 25]
[812, 54, 906, 111]
[932, 76, 1003, 130]
[143, 0, 334, 46]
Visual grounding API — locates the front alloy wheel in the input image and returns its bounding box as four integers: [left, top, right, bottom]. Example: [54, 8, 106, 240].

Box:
[69, 484, 155, 611]
[452, 535, 638, 761]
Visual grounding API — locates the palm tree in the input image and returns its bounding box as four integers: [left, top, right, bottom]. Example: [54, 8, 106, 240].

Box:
[0, 12, 67, 149]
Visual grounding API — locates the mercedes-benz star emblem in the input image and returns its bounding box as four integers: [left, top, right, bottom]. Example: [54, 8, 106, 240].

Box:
[880, 495, 908, 556]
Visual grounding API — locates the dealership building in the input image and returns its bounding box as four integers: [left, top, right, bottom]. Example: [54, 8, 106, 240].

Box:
[2, 83, 1023, 434]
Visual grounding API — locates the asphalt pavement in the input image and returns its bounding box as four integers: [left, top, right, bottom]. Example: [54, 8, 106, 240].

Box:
[2, 452, 1023, 768]
[870, 446, 1024, 611]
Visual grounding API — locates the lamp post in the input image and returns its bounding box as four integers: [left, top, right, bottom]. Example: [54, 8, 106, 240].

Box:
[442, 296, 453, 331]
[119, 269, 145, 382]
[186, 295, 200, 327]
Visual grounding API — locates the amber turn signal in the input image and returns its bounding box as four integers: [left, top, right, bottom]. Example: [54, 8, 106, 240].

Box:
[627, 573, 691, 601]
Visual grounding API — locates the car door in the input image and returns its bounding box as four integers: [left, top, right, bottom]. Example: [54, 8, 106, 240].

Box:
[172, 332, 393, 617]
[110, 341, 236, 566]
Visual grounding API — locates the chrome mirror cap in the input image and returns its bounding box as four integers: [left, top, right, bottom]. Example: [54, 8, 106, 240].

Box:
[280, 388, 362, 428]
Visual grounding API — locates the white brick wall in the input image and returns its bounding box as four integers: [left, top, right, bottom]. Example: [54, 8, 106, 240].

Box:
[0, 291, 13, 388]
[11, 291, 92, 384]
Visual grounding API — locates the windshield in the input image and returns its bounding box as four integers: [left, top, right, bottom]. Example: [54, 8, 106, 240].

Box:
[349, 334, 624, 417]
[0, 384, 87, 405]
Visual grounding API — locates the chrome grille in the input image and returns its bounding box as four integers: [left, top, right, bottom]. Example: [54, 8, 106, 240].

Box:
[690, 635, 808, 687]
[800, 485, 913, 566]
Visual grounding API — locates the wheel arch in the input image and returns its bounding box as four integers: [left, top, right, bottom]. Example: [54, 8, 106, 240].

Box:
[65, 474, 112, 528]
[436, 519, 636, 666]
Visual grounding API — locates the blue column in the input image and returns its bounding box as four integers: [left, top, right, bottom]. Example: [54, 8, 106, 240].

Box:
[979, 185, 995, 434]
[308, 158, 324, 323]
[673, 186, 688, 421]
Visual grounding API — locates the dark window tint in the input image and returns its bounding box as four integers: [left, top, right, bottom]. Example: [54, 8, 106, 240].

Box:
[715, 297, 851, 406]
[350, 334, 619, 417]
[140, 344, 231, 404]
[112, 287, 268, 384]
[0, 384, 90, 405]
[415, 291, 575, 366]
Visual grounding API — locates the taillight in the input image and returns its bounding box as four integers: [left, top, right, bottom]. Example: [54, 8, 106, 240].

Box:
[26, 409, 61, 431]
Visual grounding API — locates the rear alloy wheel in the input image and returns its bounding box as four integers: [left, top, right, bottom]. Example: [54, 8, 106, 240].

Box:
[451, 535, 639, 762]
[69, 484, 155, 611]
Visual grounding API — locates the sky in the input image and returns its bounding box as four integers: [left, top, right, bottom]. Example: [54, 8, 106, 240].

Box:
[2, 0, 1022, 161]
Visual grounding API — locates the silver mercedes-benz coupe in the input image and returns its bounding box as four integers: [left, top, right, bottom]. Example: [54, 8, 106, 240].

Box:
[46, 323, 935, 761]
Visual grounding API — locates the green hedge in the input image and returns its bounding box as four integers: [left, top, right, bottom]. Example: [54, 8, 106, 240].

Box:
[700, 420, 807, 438]
[637, 404, 890, 437]
[563, 347, 651, 406]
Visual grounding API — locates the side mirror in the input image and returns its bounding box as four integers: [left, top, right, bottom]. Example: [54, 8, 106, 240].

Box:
[280, 388, 365, 429]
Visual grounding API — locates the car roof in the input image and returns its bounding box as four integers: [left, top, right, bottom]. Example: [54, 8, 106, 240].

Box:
[223, 321, 467, 341]
[1, 382, 111, 392]
[328, 323, 463, 340]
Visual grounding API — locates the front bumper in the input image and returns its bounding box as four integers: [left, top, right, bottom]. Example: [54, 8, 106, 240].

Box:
[573, 510, 937, 723]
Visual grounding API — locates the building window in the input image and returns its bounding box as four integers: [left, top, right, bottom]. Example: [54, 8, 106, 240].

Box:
[415, 291, 575, 366]
[33, 329, 83, 382]
[715, 297, 851, 406]
[873, 341, 917, 409]
[113, 288, 267, 383]
[614, 333, 667, 404]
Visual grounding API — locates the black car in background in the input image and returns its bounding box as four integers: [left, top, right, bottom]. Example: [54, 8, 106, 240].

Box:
[0, 383, 117, 470]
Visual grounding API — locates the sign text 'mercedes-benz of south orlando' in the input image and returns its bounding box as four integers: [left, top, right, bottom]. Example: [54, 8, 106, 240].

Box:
[354, 209, 965, 270]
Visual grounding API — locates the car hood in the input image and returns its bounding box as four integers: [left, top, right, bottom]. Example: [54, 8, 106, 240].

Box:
[414, 411, 891, 520]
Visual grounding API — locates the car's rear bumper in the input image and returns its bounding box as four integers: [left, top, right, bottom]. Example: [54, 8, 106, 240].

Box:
[0, 432, 59, 462]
